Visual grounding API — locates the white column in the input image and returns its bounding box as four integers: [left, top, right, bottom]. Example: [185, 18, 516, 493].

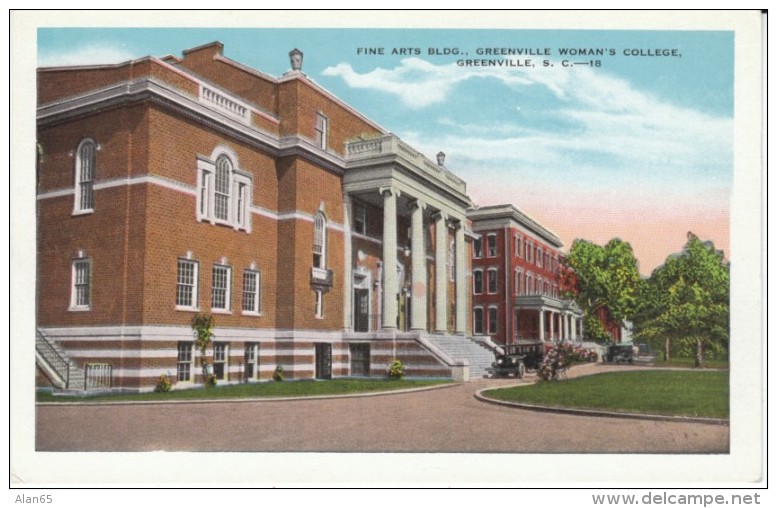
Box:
[454, 221, 468, 335]
[539, 309, 545, 341]
[434, 211, 448, 333]
[549, 311, 555, 341]
[570, 315, 577, 341]
[410, 200, 427, 330]
[381, 187, 398, 329]
[343, 193, 353, 331]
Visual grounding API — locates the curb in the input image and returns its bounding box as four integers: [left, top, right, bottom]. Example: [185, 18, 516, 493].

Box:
[474, 387, 729, 426]
[36, 381, 461, 407]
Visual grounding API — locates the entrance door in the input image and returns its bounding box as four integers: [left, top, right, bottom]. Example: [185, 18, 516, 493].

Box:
[354, 288, 369, 332]
[315, 343, 332, 379]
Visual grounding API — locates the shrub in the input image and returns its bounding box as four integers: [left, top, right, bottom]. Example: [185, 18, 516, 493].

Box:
[273, 365, 284, 382]
[205, 374, 217, 388]
[537, 343, 574, 381]
[154, 374, 172, 393]
[387, 359, 405, 380]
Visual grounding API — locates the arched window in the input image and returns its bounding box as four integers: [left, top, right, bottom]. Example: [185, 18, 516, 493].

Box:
[313, 211, 327, 269]
[196, 148, 252, 232]
[74, 138, 95, 213]
[214, 155, 232, 221]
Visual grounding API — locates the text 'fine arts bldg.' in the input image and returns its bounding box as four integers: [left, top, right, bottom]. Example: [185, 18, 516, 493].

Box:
[36, 42, 523, 392]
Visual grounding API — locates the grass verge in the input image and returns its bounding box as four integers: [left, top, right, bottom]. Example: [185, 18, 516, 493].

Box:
[37, 378, 453, 403]
[483, 370, 728, 419]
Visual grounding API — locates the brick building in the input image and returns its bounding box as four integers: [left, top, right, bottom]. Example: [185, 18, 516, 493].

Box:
[36, 42, 486, 392]
[468, 205, 583, 355]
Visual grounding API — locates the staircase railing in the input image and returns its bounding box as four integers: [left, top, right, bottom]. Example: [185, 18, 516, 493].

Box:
[35, 328, 70, 388]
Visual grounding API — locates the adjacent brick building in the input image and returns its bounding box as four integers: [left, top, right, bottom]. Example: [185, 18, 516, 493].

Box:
[468, 205, 584, 355]
[36, 42, 484, 392]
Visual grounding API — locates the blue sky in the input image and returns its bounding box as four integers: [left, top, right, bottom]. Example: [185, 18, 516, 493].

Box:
[37, 27, 734, 273]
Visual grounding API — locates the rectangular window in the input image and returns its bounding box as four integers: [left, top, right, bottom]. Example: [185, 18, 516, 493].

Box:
[177, 342, 193, 382]
[473, 308, 484, 335]
[315, 289, 324, 318]
[487, 234, 497, 257]
[70, 258, 91, 309]
[473, 270, 484, 295]
[244, 343, 259, 380]
[514, 235, 521, 258]
[315, 113, 329, 150]
[473, 237, 483, 258]
[176, 259, 198, 309]
[242, 270, 261, 314]
[487, 268, 498, 294]
[353, 205, 366, 235]
[213, 342, 228, 380]
[488, 307, 498, 335]
[211, 265, 231, 311]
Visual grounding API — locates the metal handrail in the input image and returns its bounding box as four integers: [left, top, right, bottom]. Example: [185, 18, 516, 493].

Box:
[36, 328, 71, 387]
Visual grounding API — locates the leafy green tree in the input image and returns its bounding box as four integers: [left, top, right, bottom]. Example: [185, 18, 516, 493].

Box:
[191, 313, 216, 386]
[562, 238, 641, 342]
[634, 233, 729, 366]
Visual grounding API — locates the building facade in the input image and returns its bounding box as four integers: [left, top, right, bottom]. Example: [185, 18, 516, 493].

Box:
[36, 42, 480, 392]
[468, 205, 583, 355]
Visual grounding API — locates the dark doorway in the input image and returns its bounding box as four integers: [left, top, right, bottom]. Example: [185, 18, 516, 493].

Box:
[349, 343, 371, 376]
[354, 288, 369, 332]
[315, 343, 332, 379]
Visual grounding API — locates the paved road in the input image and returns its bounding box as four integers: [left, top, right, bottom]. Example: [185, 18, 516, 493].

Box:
[36, 364, 729, 453]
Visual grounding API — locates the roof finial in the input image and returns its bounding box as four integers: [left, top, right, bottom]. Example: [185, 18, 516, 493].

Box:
[289, 48, 303, 72]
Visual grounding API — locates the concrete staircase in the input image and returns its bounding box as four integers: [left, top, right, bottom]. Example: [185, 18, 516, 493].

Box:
[35, 329, 85, 391]
[428, 335, 497, 379]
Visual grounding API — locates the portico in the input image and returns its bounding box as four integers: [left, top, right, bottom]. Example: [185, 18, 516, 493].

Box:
[343, 134, 473, 335]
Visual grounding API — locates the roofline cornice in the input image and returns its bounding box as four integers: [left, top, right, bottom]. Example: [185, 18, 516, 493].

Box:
[37, 77, 346, 176]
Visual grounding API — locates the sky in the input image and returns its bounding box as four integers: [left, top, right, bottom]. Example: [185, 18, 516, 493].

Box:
[36, 26, 734, 275]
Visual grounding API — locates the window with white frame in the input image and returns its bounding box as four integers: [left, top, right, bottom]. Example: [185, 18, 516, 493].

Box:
[313, 212, 327, 269]
[473, 269, 484, 295]
[177, 342, 193, 382]
[70, 258, 91, 310]
[353, 204, 366, 235]
[242, 269, 262, 314]
[196, 151, 252, 232]
[515, 268, 522, 295]
[315, 112, 329, 150]
[74, 138, 96, 214]
[473, 307, 484, 335]
[488, 307, 498, 335]
[176, 258, 199, 309]
[537, 247, 544, 268]
[526, 241, 533, 262]
[213, 342, 228, 380]
[526, 273, 532, 295]
[244, 343, 259, 380]
[315, 289, 324, 318]
[487, 234, 497, 257]
[487, 268, 498, 294]
[473, 237, 483, 258]
[515, 234, 522, 258]
[211, 264, 232, 311]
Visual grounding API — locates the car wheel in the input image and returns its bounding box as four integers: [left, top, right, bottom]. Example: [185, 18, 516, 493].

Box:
[517, 363, 526, 379]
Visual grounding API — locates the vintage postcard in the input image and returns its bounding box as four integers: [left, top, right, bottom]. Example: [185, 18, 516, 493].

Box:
[11, 10, 764, 489]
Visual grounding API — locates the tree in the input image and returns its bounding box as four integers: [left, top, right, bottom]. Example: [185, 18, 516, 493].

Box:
[634, 233, 729, 366]
[561, 238, 641, 342]
[191, 313, 216, 386]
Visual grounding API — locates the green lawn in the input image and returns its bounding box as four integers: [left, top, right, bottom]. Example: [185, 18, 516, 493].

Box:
[656, 357, 730, 369]
[37, 378, 453, 403]
[483, 370, 729, 418]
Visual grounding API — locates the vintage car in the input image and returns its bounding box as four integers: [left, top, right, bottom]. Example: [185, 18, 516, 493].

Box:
[604, 343, 635, 364]
[488, 345, 527, 378]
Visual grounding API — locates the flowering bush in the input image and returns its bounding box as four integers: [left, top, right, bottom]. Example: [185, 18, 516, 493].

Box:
[387, 359, 405, 380]
[537, 343, 599, 380]
[154, 374, 173, 393]
[273, 365, 284, 382]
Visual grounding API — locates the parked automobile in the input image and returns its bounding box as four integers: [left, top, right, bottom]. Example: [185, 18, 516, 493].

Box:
[488, 345, 527, 378]
[604, 343, 635, 364]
